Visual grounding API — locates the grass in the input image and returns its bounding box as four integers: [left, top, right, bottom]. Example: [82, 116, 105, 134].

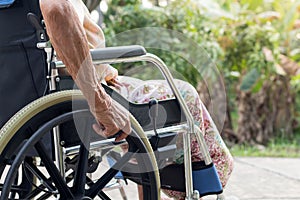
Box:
[230, 143, 300, 157]
[229, 130, 300, 157]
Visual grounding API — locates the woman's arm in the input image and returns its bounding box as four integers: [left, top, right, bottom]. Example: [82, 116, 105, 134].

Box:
[75, 0, 118, 84]
[39, 0, 130, 141]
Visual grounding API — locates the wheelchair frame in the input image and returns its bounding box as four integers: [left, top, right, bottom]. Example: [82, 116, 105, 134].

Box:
[0, 39, 223, 199]
[54, 46, 215, 199]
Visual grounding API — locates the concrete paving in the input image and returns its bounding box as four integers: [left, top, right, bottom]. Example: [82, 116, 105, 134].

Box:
[220, 157, 300, 200]
[106, 157, 300, 200]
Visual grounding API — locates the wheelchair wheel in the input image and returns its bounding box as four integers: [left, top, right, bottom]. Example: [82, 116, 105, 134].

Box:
[0, 90, 160, 199]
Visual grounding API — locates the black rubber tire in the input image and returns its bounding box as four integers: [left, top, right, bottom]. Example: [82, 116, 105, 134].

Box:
[0, 90, 160, 200]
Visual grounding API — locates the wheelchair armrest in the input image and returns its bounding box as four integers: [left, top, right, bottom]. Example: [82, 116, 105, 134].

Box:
[90, 45, 147, 60]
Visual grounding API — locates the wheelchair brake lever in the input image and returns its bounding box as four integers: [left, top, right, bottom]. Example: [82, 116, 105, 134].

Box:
[27, 12, 48, 42]
[149, 99, 159, 136]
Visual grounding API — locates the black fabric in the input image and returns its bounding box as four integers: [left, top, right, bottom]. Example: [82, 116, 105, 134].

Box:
[90, 45, 147, 60]
[160, 161, 212, 192]
[0, 0, 47, 127]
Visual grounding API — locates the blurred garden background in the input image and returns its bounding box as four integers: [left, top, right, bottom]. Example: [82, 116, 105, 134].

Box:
[84, 0, 300, 157]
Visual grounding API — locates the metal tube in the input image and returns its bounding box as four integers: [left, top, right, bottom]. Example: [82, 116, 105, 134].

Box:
[194, 126, 212, 165]
[182, 130, 194, 199]
[65, 139, 126, 156]
[53, 126, 66, 178]
[144, 123, 188, 136]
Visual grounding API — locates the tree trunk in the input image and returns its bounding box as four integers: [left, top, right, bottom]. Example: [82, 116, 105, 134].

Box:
[237, 75, 295, 145]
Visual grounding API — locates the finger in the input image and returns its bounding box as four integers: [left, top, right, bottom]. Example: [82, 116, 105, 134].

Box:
[92, 123, 106, 137]
[113, 78, 123, 86]
[113, 79, 123, 88]
[93, 122, 129, 142]
[112, 82, 122, 90]
[115, 122, 131, 142]
[115, 132, 128, 142]
[106, 79, 117, 87]
[122, 121, 131, 135]
[107, 78, 123, 89]
[100, 129, 126, 142]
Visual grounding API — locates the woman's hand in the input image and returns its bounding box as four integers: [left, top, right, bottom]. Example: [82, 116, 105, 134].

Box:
[90, 89, 131, 142]
[95, 64, 124, 89]
[92, 101, 131, 142]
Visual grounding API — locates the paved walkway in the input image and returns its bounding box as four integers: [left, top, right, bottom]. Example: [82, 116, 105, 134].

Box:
[220, 157, 300, 200]
[107, 157, 300, 200]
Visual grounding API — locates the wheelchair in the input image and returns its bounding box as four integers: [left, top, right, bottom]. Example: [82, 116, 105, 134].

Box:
[0, 25, 224, 200]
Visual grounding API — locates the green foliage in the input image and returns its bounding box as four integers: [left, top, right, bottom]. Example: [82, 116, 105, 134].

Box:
[240, 68, 260, 91]
[221, 11, 281, 92]
[103, 0, 224, 86]
[240, 0, 263, 11]
[291, 74, 300, 91]
[109, 0, 141, 7]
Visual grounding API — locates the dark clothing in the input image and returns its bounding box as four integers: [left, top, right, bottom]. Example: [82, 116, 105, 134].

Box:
[0, 0, 47, 127]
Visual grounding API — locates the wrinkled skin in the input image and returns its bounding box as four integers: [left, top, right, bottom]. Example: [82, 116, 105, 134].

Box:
[39, 0, 130, 141]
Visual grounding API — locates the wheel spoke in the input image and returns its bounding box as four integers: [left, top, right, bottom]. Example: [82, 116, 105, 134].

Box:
[22, 160, 58, 199]
[86, 151, 137, 198]
[97, 191, 111, 200]
[8, 170, 19, 199]
[86, 176, 111, 199]
[35, 141, 73, 199]
[73, 143, 89, 196]
[24, 160, 56, 191]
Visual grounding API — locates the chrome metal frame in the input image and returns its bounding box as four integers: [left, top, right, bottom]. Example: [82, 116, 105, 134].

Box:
[64, 138, 125, 156]
[54, 53, 214, 200]
[53, 126, 66, 178]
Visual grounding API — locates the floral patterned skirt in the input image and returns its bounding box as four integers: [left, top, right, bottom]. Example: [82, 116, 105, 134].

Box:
[116, 76, 234, 200]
